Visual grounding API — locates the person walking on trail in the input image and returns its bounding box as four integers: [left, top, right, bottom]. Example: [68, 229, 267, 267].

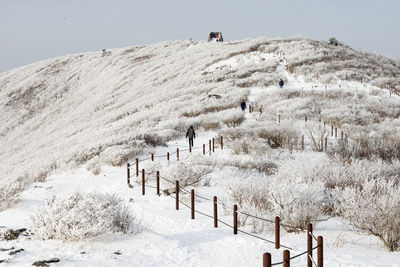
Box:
[186, 125, 196, 149]
[240, 101, 247, 111]
[279, 79, 284, 88]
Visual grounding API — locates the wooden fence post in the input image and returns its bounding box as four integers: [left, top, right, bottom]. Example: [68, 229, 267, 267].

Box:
[136, 158, 139, 177]
[203, 144, 205, 155]
[175, 181, 179, 210]
[177, 148, 179, 161]
[127, 163, 130, 185]
[283, 250, 290, 267]
[233, 205, 238, 235]
[191, 189, 195, 220]
[307, 223, 313, 267]
[142, 169, 145, 195]
[156, 171, 160, 196]
[263, 253, 271, 267]
[212, 138, 215, 152]
[318, 236, 323, 267]
[213, 196, 218, 228]
[221, 136, 223, 150]
[275, 216, 280, 249]
[209, 140, 211, 155]
[331, 125, 333, 137]
[335, 128, 337, 139]
[167, 152, 170, 161]
[325, 137, 328, 151]
[341, 131, 343, 140]
[151, 153, 154, 161]
[279, 114, 281, 124]
[301, 135, 304, 151]
[305, 117, 307, 125]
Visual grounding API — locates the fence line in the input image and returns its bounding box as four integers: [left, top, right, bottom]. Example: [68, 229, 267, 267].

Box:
[126, 132, 330, 265]
[133, 165, 324, 266]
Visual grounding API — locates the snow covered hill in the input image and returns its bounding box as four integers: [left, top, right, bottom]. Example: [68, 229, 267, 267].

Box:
[1, 37, 400, 266]
[1, 37, 399, 210]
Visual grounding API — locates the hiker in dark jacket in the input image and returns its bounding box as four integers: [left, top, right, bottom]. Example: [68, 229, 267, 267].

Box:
[240, 101, 246, 111]
[186, 125, 196, 148]
[279, 79, 284, 88]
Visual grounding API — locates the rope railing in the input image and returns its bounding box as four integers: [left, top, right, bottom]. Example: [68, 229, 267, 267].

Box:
[237, 210, 274, 224]
[289, 245, 319, 261]
[309, 231, 318, 242]
[128, 135, 325, 266]
[128, 142, 216, 168]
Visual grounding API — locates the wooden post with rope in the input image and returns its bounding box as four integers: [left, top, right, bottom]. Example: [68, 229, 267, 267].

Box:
[275, 216, 280, 249]
[318, 236, 323, 267]
[136, 158, 139, 177]
[233, 205, 238, 235]
[142, 169, 145, 195]
[263, 253, 271, 267]
[156, 171, 160, 196]
[283, 250, 290, 267]
[127, 163, 130, 186]
[191, 189, 195, 220]
[307, 223, 313, 267]
[175, 181, 179, 210]
[213, 196, 218, 228]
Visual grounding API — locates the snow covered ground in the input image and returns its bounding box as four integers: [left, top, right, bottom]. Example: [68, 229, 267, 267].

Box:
[1, 37, 400, 266]
[1, 134, 400, 266]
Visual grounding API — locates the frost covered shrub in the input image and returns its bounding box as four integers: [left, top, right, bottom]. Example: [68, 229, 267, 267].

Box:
[333, 179, 400, 251]
[31, 192, 139, 240]
[226, 157, 277, 175]
[330, 137, 400, 162]
[256, 122, 299, 149]
[227, 154, 329, 232]
[267, 155, 327, 231]
[0, 177, 26, 211]
[143, 134, 166, 147]
[229, 183, 274, 233]
[161, 155, 213, 188]
[269, 181, 325, 232]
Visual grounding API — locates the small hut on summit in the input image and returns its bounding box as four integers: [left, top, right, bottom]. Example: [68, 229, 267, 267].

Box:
[208, 32, 223, 42]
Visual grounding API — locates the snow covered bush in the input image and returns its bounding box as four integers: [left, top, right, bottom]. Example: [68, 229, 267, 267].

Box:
[161, 155, 213, 188]
[332, 178, 400, 251]
[330, 137, 400, 162]
[31, 192, 139, 240]
[0, 176, 26, 211]
[229, 183, 274, 233]
[268, 180, 326, 232]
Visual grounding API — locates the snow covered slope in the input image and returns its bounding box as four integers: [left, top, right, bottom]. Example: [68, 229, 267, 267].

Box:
[0, 37, 399, 209]
[1, 36, 400, 266]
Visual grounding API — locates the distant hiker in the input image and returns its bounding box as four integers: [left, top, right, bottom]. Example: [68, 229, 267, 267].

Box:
[186, 125, 196, 149]
[102, 49, 111, 57]
[240, 101, 247, 111]
[279, 79, 284, 88]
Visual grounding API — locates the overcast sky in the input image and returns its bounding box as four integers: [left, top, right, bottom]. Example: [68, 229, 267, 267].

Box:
[1, 0, 399, 73]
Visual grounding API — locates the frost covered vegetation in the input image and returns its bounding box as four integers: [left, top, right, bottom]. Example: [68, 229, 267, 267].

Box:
[227, 153, 400, 250]
[31, 192, 139, 240]
[1, 36, 400, 253]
